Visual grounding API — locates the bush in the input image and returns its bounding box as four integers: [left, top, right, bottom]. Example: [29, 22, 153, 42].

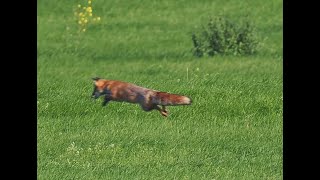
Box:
[191, 17, 259, 57]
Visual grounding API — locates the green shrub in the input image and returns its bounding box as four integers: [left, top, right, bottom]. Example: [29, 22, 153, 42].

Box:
[191, 17, 259, 57]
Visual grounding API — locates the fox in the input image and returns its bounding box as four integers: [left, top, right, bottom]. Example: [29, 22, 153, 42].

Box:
[91, 77, 192, 117]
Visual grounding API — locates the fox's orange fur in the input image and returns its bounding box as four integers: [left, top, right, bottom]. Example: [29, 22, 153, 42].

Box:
[91, 77, 192, 117]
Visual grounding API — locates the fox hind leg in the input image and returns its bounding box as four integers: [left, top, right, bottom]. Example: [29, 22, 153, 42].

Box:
[140, 103, 168, 117]
[141, 103, 154, 111]
[155, 105, 168, 117]
[161, 105, 168, 114]
[161, 105, 169, 117]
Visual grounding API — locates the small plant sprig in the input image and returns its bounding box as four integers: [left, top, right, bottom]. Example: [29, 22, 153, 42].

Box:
[74, 0, 101, 32]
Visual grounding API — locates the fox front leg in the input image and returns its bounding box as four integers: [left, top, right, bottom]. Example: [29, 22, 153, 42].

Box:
[101, 90, 112, 106]
[102, 97, 111, 106]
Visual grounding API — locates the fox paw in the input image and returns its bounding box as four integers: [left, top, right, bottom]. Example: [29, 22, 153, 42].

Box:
[160, 111, 169, 117]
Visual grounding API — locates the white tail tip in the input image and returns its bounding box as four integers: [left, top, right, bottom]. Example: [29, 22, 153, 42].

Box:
[183, 97, 192, 104]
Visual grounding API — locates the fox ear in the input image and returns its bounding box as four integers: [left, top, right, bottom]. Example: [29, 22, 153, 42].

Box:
[92, 77, 101, 85]
[92, 77, 101, 82]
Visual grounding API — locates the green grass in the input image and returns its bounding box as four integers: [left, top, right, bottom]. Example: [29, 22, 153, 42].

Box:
[38, 0, 282, 179]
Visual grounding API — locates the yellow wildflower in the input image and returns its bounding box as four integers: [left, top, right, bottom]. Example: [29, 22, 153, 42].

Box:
[74, 0, 100, 33]
[86, 7, 92, 13]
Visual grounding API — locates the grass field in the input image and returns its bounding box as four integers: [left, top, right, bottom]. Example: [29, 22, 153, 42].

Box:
[37, 0, 283, 179]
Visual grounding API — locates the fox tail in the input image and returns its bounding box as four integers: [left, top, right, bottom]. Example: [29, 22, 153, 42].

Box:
[153, 92, 192, 106]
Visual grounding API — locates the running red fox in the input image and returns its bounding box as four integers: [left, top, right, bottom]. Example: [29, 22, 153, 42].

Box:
[91, 77, 192, 117]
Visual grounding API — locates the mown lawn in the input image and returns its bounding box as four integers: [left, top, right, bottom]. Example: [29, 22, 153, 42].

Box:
[38, 0, 282, 179]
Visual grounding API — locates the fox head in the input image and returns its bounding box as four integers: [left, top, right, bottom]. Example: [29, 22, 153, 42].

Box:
[91, 77, 110, 99]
